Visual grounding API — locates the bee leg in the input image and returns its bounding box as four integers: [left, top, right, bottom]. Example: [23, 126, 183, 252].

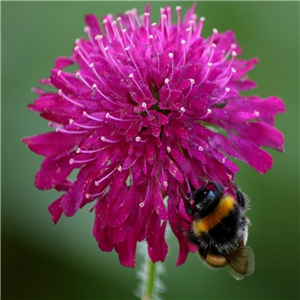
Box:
[186, 230, 199, 245]
[230, 180, 246, 208]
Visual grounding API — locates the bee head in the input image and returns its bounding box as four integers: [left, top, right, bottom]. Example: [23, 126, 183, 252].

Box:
[187, 182, 224, 219]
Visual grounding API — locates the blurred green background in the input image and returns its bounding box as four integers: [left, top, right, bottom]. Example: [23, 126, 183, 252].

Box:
[1, 1, 299, 300]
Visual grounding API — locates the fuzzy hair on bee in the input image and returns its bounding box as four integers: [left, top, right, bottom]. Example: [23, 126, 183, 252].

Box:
[181, 180, 255, 280]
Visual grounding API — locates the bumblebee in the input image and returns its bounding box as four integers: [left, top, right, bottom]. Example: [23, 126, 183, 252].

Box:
[185, 181, 254, 280]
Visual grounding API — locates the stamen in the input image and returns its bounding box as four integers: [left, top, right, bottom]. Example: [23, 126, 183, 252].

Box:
[169, 52, 174, 80]
[100, 136, 121, 143]
[83, 111, 104, 122]
[95, 35, 109, 60]
[84, 26, 97, 50]
[69, 157, 97, 165]
[58, 89, 85, 108]
[77, 145, 109, 154]
[181, 39, 187, 65]
[199, 63, 213, 85]
[129, 73, 147, 99]
[105, 112, 137, 122]
[185, 78, 195, 98]
[176, 6, 181, 31]
[92, 83, 124, 107]
[102, 18, 112, 43]
[69, 119, 101, 130]
[76, 72, 93, 90]
[195, 17, 205, 38]
[125, 47, 142, 80]
[55, 127, 87, 134]
[95, 164, 121, 186]
[74, 45, 90, 68]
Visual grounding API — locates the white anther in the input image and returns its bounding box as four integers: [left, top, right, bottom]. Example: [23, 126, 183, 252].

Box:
[181, 39, 186, 45]
[105, 113, 110, 119]
[122, 28, 126, 33]
[112, 20, 117, 26]
[101, 136, 106, 142]
[164, 78, 170, 84]
[85, 193, 90, 199]
[139, 202, 145, 208]
[75, 38, 80, 44]
[162, 14, 167, 20]
[69, 158, 75, 165]
[207, 108, 212, 114]
[92, 83, 98, 89]
[254, 110, 260, 117]
[84, 26, 90, 33]
[125, 46, 130, 51]
[129, 73, 134, 78]
[117, 166, 122, 172]
[144, 12, 150, 17]
[135, 136, 141, 142]
[213, 28, 218, 34]
[69, 119, 74, 125]
[225, 87, 231, 92]
[231, 67, 236, 73]
[163, 181, 168, 187]
[207, 62, 213, 68]
[166, 146, 171, 153]
[95, 35, 103, 40]
[76, 148, 81, 153]
[104, 47, 109, 52]
[57, 70, 62, 76]
[176, 6, 181, 11]
[149, 35, 153, 39]
[232, 50, 237, 57]
[103, 18, 108, 24]
[231, 43, 237, 49]
[169, 52, 174, 59]
[212, 43, 217, 48]
[142, 102, 147, 108]
[58, 89, 62, 95]
[83, 111, 88, 116]
[75, 72, 80, 78]
[189, 78, 195, 85]
[89, 63, 94, 68]
[180, 107, 186, 112]
[198, 146, 204, 151]
[200, 17, 205, 22]
[74, 45, 79, 51]
[222, 157, 226, 164]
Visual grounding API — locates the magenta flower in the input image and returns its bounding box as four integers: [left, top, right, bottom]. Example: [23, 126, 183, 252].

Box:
[23, 5, 285, 267]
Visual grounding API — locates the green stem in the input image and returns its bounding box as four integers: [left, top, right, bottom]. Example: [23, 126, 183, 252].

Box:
[142, 256, 156, 300]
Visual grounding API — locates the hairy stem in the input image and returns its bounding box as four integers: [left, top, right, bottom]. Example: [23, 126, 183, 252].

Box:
[142, 258, 156, 300]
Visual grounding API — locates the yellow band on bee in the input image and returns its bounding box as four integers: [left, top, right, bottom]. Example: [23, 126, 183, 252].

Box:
[193, 195, 235, 235]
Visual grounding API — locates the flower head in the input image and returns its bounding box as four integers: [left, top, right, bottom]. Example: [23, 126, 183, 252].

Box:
[23, 5, 285, 267]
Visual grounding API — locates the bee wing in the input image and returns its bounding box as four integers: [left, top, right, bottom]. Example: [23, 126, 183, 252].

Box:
[225, 246, 255, 280]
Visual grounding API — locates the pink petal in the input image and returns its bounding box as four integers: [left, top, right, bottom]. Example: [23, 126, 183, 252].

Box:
[35, 156, 74, 190]
[60, 165, 91, 216]
[22, 132, 82, 156]
[153, 178, 168, 221]
[48, 196, 64, 224]
[54, 56, 74, 69]
[229, 132, 273, 173]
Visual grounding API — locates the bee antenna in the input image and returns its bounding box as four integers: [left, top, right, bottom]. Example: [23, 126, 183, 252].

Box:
[178, 185, 190, 200]
[195, 176, 209, 187]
